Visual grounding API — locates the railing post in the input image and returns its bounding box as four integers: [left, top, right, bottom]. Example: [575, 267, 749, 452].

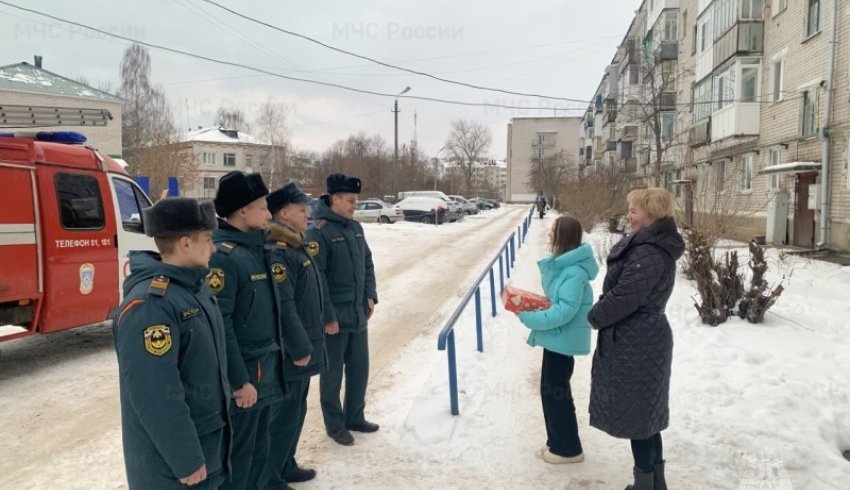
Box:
[505, 247, 511, 278]
[489, 268, 497, 317]
[475, 287, 483, 353]
[447, 330, 459, 415]
[498, 254, 505, 290]
[510, 235, 516, 267]
[517, 225, 522, 248]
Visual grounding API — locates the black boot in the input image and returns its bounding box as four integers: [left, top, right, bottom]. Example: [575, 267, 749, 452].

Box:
[653, 461, 667, 490]
[624, 467, 654, 490]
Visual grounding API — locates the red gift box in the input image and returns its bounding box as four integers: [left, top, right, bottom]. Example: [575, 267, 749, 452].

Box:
[501, 285, 551, 313]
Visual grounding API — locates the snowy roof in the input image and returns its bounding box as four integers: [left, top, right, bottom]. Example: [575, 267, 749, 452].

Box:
[184, 127, 267, 145]
[0, 62, 122, 102]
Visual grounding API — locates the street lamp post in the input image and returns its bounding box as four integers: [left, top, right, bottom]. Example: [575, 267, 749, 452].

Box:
[393, 86, 411, 200]
[433, 145, 445, 191]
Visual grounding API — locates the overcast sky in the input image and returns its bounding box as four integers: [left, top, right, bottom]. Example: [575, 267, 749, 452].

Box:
[1, 0, 638, 158]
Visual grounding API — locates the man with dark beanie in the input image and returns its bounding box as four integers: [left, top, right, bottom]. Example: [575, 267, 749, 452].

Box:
[263, 181, 325, 488]
[209, 171, 289, 490]
[114, 197, 231, 489]
[305, 173, 379, 446]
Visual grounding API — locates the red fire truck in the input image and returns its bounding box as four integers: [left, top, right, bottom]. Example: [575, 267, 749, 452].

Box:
[0, 105, 155, 341]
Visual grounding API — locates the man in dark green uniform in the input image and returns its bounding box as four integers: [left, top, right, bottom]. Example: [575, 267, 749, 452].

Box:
[114, 197, 231, 489]
[209, 171, 304, 490]
[306, 173, 379, 446]
[263, 181, 326, 488]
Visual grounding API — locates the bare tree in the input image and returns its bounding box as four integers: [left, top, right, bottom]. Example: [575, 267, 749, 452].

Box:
[527, 150, 577, 209]
[444, 119, 492, 193]
[254, 98, 291, 187]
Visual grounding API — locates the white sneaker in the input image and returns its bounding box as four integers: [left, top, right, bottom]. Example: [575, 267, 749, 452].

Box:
[541, 448, 585, 464]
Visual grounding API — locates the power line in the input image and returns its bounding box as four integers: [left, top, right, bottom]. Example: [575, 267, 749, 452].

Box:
[0, 1, 587, 111]
[198, 0, 591, 104]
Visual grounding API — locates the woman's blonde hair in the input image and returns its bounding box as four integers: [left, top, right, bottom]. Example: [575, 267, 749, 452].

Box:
[627, 187, 675, 222]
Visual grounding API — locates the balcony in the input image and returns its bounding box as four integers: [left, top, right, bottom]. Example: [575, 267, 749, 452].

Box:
[688, 118, 711, 147]
[605, 110, 618, 125]
[659, 41, 678, 61]
[619, 141, 633, 160]
[660, 93, 677, 111]
[714, 21, 763, 70]
[532, 138, 555, 147]
[711, 103, 760, 141]
[619, 124, 638, 142]
[605, 140, 617, 152]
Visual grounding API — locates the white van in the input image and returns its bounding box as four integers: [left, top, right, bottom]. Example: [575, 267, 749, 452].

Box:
[398, 191, 462, 221]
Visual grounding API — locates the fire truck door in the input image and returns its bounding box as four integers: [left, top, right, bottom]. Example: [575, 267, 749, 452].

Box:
[38, 169, 120, 332]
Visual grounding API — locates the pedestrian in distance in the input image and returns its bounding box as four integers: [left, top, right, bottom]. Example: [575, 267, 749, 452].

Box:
[536, 192, 547, 219]
[306, 173, 379, 446]
[113, 197, 231, 489]
[263, 181, 326, 488]
[588, 187, 684, 490]
[516, 215, 599, 464]
[209, 171, 290, 490]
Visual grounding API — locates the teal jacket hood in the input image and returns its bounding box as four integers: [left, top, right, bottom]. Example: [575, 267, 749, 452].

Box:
[124, 251, 209, 297]
[538, 243, 599, 281]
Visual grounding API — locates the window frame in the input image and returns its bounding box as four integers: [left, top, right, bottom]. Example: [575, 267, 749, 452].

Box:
[740, 153, 754, 193]
[223, 153, 237, 167]
[807, 0, 822, 38]
[801, 87, 818, 138]
[54, 172, 106, 231]
[716, 160, 727, 193]
[768, 147, 781, 191]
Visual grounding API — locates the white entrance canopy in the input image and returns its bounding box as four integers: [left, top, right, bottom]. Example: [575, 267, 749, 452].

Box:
[759, 161, 822, 175]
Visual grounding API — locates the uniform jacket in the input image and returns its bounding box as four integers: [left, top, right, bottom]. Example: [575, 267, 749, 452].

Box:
[209, 223, 288, 405]
[305, 200, 377, 333]
[587, 216, 685, 440]
[114, 251, 231, 489]
[518, 243, 599, 356]
[267, 222, 326, 380]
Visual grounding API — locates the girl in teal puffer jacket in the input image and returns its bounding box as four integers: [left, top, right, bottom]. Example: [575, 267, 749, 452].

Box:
[517, 215, 599, 465]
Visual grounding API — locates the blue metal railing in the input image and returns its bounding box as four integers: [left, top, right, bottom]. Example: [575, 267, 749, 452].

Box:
[436, 206, 535, 415]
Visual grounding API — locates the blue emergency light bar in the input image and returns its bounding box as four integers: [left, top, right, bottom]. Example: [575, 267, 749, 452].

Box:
[0, 131, 87, 144]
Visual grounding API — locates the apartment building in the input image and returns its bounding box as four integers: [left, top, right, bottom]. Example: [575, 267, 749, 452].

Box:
[506, 116, 581, 202]
[582, 0, 850, 252]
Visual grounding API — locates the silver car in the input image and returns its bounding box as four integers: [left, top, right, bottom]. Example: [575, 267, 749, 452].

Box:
[353, 200, 405, 224]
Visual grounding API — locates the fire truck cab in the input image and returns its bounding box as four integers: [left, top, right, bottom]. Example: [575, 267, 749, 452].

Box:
[0, 130, 155, 341]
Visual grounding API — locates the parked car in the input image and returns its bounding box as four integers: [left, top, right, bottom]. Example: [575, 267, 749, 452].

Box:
[486, 198, 501, 209]
[354, 200, 404, 223]
[396, 196, 449, 224]
[469, 197, 494, 210]
[448, 195, 478, 215]
[399, 191, 463, 222]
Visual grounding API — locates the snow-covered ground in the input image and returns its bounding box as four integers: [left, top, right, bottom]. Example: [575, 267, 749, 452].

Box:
[1, 207, 848, 489]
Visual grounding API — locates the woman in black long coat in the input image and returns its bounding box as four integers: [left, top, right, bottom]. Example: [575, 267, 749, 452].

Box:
[588, 188, 684, 490]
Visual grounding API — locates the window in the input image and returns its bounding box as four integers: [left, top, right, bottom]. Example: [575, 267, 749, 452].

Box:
[807, 0, 821, 37]
[772, 59, 785, 102]
[245, 154, 253, 171]
[741, 0, 764, 20]
[113, 178, 151, 233]
[768, 148, 780, 190]
[773, 0, 787, 16]
[54, 173, 105, 230]
[716, 160, 727, 192]
[802, 88, 818, 137]
[203, 177, 216, 190]
[694, 79, 712, 122]
[202, 152, 216, 165]
[740, 153, 754, 192]
[700, 21, 708, 52]
[714, 64, 736, 110]
[661, 113, 676, 143]
[663, 11, 678, 42]
[742, 66, 758, 103]
[537, 147, 545, 159]
[675, 169, 683, 197]
[223, 153, 236, 167]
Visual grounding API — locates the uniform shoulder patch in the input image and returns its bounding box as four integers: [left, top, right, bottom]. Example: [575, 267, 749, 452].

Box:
[307, 241, 320, 257]
[207, 268, 225, 293]
[143, 324, 172, 356]
[217, 241, 237, 255]
[148, 276, 170, 296]
[271, 262, 287, 283]
[302, 259, 312, 268]
[314, 219, 328, 230]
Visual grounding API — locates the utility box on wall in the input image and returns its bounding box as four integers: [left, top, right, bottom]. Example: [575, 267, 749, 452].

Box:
[766, 192, 789, 245]
[807, 184, 820, 210]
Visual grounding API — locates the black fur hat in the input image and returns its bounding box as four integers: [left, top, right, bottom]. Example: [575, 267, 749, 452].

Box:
[267, 181, 311, 215]
[326, 173, 361, 194]
[214, 171, 269, 217]
[143, 197, 218, 237]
